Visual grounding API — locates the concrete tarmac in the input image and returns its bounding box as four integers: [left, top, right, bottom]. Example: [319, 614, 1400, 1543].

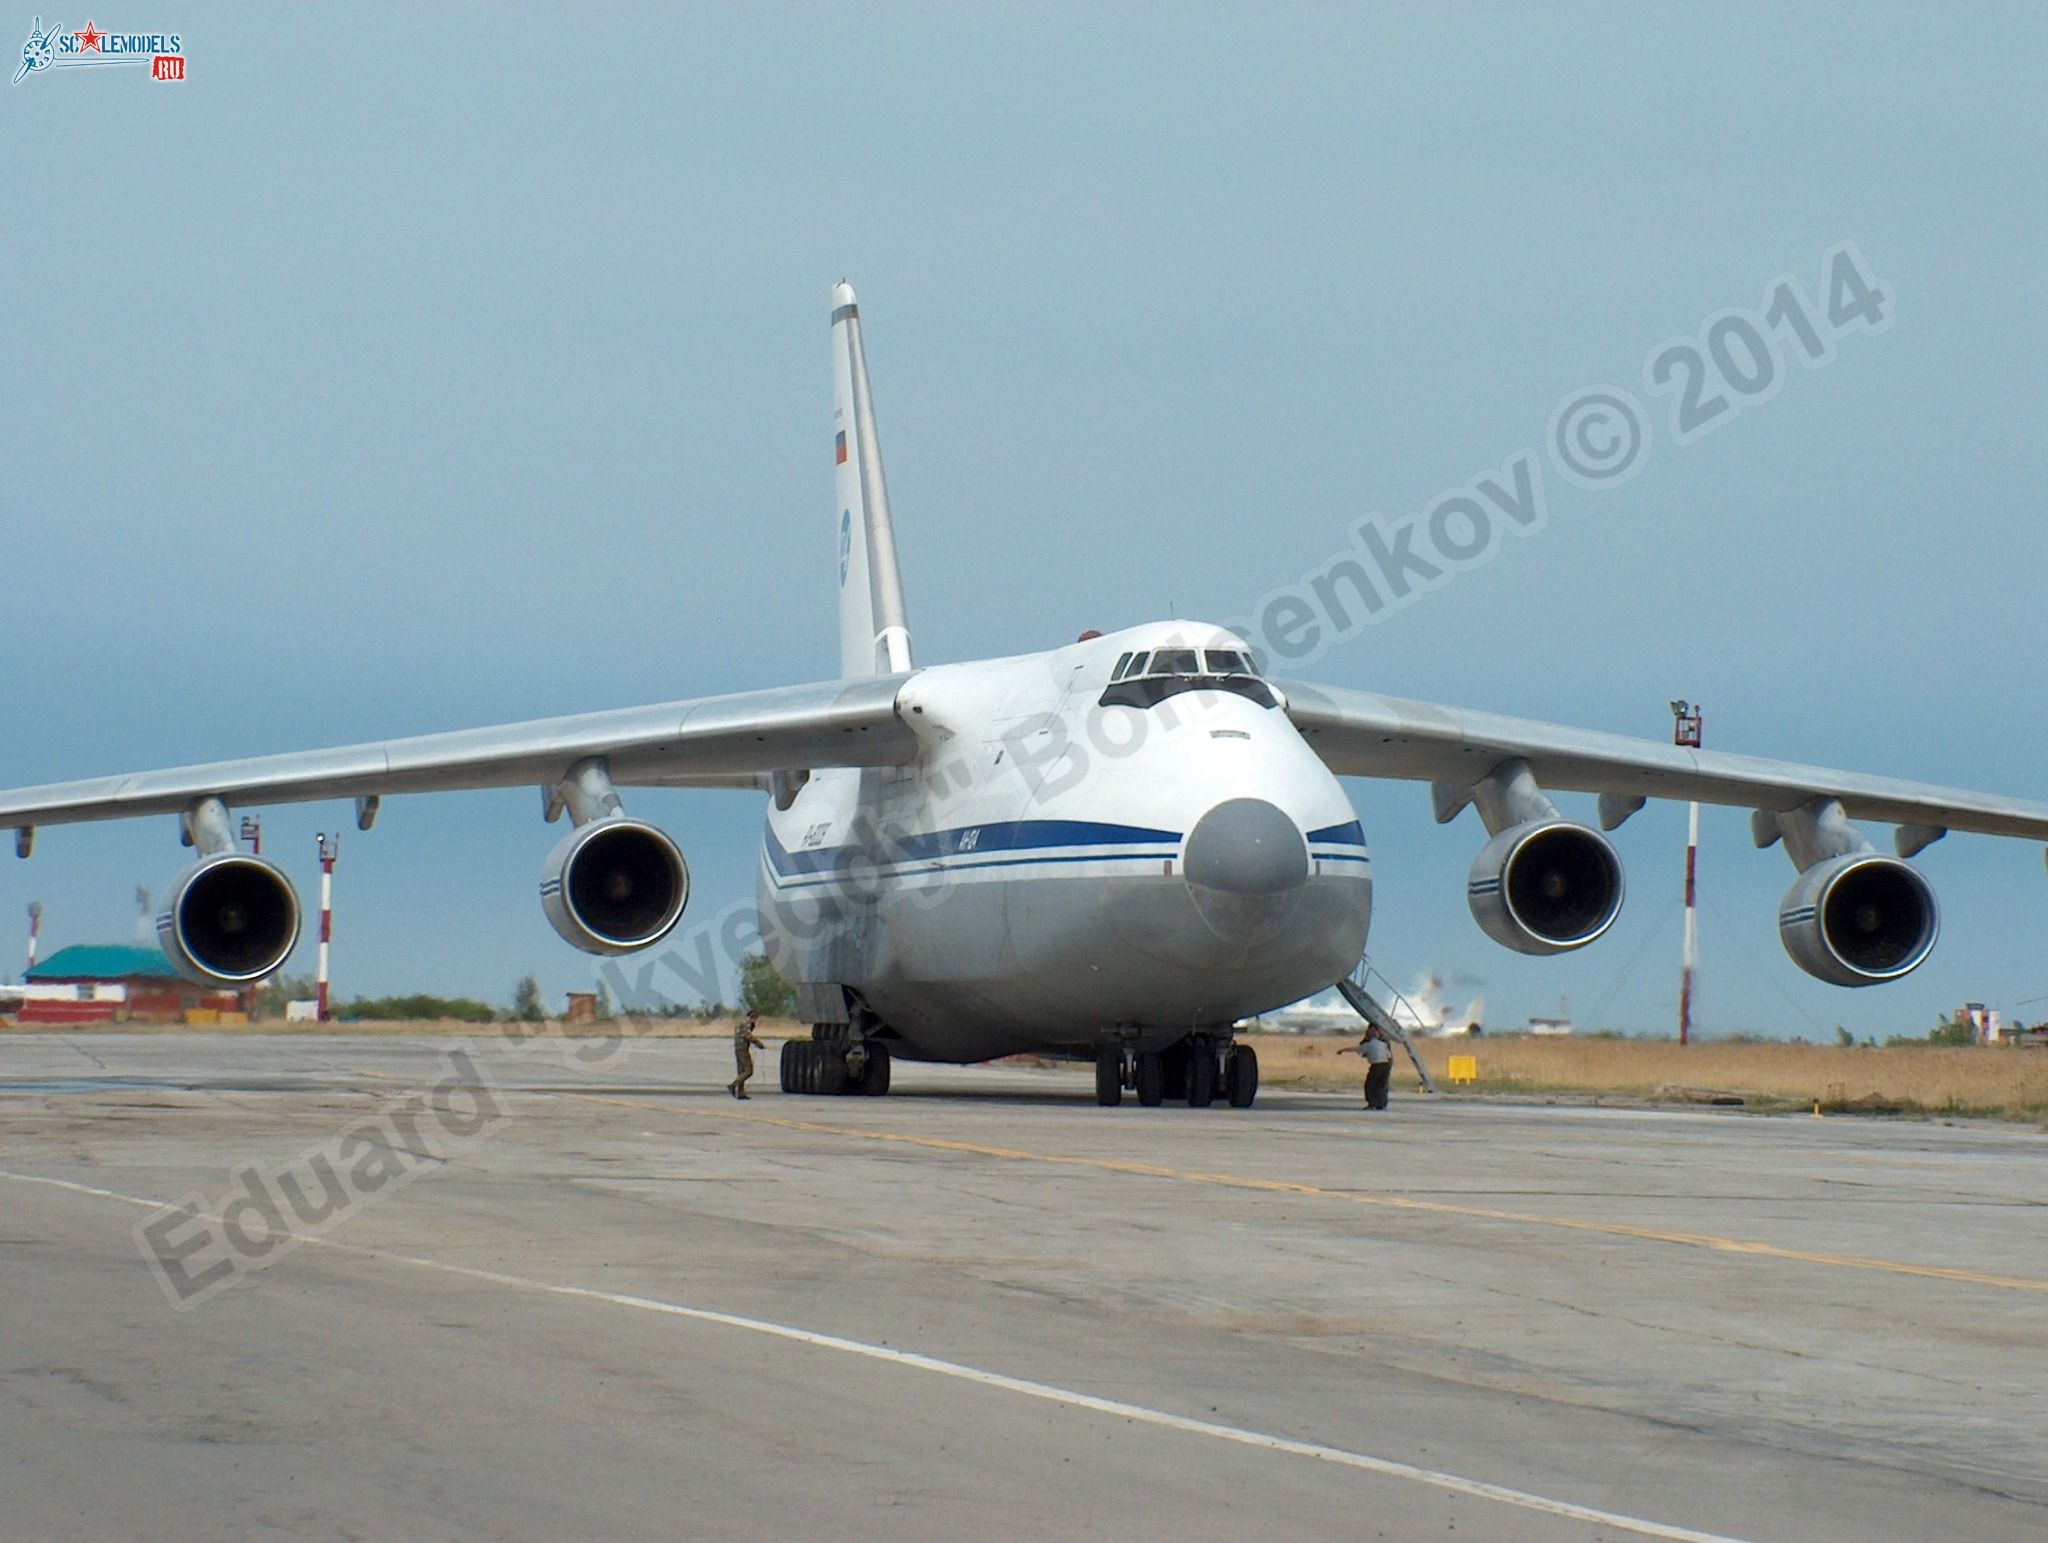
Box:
[2, 1032, 2045, 1542]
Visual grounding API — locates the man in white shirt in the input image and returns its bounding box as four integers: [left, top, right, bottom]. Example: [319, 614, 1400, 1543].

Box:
[1341, 1026, 1395, 1110]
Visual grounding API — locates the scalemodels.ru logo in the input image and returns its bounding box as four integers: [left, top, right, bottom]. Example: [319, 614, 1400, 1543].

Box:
[15, 16, 184, 83]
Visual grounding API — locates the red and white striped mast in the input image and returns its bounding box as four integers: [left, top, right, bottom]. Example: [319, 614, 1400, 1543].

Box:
[1671, 700, 1704, 1047]
[26, 900, 41, 979]
[315, 832, 338, 1021]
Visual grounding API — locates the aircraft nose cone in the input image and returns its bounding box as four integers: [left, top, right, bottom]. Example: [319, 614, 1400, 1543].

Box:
[1182, 798, 1309, 896]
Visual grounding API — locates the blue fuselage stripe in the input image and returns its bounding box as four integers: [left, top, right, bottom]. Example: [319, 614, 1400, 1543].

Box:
[763, 816, 1369, 892]
[764, 847, 1182, 891]
[1305, 819, 1366, 846]
[766, 818, 1180, 877]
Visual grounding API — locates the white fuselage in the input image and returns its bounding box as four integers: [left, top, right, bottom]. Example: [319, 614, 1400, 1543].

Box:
[758, 622, 1372, 1062]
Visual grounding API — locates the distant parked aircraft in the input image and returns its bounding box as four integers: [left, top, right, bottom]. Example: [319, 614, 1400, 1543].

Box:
[1259, 974, 1483, 1037]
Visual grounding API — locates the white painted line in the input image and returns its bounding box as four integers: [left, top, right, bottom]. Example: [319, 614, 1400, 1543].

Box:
[4, 1171, 160, 1208]
[1, 1169, 1763, 1543]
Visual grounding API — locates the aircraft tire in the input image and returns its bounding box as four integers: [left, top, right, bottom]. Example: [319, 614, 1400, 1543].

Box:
[1094, 1049, 1122, 1107]
[816, 1042, 849, 1096]
[779, 1040, 796, 1093]
[797, 1041, 818, 1095]
[1225, 1045, 1258, 1109]
[1136, 1050, 1165, 1107]
[857, 1042, 891, 1096]
[1185, 1039, 1217, 1107]
[1160, 1041, 1189, 1102]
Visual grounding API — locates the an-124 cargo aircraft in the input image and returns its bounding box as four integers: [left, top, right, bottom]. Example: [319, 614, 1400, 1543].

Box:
[8, 284, 2048, 1108]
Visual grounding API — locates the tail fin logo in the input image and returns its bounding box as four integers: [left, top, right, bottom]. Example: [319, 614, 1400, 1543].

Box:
[838, 509, 852, 587]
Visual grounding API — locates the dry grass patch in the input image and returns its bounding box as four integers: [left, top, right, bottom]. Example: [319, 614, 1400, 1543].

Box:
[11, 1016, 2046, 1122]
[1248, 1032, 2048, 1120]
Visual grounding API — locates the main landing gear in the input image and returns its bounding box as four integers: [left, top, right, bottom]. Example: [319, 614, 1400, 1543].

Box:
[780, 1025, 891, 1096]
[1095, 1033, 1257, 1110]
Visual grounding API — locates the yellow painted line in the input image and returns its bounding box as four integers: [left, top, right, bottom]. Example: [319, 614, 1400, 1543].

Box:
[330, 1060, 2048, 1296]
[565, 1092, 2048, 1296]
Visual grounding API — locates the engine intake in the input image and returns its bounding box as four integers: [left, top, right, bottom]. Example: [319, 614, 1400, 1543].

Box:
[157, 855, 302, 985]
[541, 818, 689, 955]
[1778, 854, 1938, 986]
[1468, 819, 1625, 955]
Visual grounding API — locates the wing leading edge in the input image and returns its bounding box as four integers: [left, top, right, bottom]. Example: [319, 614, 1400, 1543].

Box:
[1278, 679, 2048, 847]
[0, 675, 916, 836]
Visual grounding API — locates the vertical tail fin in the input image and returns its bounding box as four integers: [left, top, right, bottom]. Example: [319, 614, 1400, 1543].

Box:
[830, 281, 914, 678]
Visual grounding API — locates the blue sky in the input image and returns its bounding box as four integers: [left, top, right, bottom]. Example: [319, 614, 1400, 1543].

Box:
[5, 4, 2046, 1035]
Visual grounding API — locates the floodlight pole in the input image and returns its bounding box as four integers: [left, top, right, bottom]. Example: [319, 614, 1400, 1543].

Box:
[240, 815, 262, 856]
[316, 833, 339, 1021]
[26, 900, 41, 980]
[1671, 700, 1704, 1046]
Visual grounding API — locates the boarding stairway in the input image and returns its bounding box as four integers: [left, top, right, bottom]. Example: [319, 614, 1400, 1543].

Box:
[1332, 960, 1438, 1094]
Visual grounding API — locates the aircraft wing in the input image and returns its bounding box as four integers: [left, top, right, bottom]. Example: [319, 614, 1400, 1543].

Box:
[1277, 679, 2048, 847]
[0, 675, 915, 834]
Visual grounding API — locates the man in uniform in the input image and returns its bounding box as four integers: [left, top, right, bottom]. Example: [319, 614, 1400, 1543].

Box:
[728, 1009, 768, 1099]
[1341, 1025, 1395, 1110]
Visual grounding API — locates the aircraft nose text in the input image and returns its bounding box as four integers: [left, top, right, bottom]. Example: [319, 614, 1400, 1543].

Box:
[1182, 798, 1309, 896]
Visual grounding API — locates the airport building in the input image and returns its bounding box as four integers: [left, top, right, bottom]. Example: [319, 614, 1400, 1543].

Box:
[11, 944, 250, 1025]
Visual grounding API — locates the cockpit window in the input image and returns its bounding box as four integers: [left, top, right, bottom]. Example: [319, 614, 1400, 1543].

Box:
[1094, 645, 1278, 712]
[1112, 651, 1134, 681]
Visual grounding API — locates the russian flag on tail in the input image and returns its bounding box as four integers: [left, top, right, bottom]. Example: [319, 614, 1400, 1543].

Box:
[835, 430, 848, 465]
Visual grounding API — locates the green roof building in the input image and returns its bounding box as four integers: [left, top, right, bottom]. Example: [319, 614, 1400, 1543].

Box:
[17, 943, 249, 1023]
[27, 944, 181, 982]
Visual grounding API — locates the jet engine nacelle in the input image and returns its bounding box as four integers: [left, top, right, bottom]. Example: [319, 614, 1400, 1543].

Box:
[1778, 853, 1938, 986]
[157, 854, 303, 985]
[1468, 819, 1626, 956]
[540, 817, 690, 955]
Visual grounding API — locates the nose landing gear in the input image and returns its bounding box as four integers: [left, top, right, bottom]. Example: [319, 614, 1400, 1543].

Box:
[1223, 1041, 1259, 1108]
[1094, 1034, 1258, 1109]
[1094, 1047, 1123, 1106]
[1135, 1050, 1167, 1106]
